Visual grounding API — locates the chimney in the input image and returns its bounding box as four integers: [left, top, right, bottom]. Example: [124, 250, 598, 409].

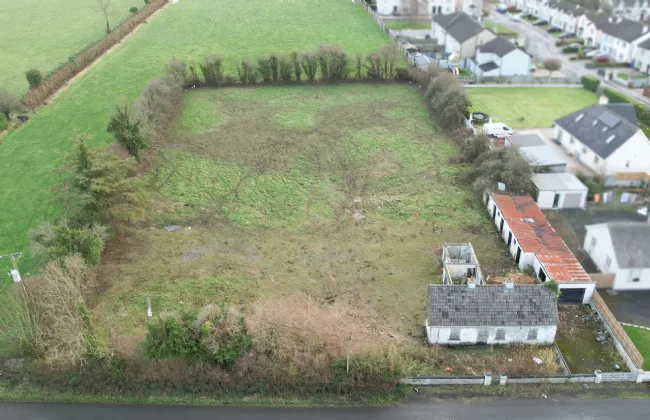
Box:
[468, 279, 477, 289]
[599, 95, 609, 105]
[609, 17, 613, 23]
[504, 279, 514, 290]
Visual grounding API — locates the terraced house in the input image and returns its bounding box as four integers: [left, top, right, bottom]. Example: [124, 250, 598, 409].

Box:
[432, 11, 496, 60]
[597, 16, 650, 63]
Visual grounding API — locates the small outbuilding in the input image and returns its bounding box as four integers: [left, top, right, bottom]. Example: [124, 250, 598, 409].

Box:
[505, 134, 567, 173]
[425, 283, 559, 345]
[532, 172, 588, 209]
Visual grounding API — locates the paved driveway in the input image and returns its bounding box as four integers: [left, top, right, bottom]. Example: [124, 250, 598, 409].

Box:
[516, 128, 596, 175]
[600, 290, 650, 327]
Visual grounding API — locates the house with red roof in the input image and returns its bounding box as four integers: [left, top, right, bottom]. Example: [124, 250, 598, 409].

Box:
[483, 190, 595, 304]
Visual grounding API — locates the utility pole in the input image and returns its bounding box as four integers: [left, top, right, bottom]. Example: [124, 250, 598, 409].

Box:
[346, 334, 352, 373]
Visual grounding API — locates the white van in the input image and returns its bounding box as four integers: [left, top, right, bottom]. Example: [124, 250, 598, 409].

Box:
[483, 123, 514, 137]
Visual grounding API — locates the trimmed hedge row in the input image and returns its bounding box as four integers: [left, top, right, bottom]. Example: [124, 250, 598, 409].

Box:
[562, 46, 580, 53]
[22, 0, 168, 109]
[581, 75, 600, 92]
[602, 87, 650, 127]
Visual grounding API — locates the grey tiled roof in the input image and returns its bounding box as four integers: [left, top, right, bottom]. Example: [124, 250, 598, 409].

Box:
[554, 104, 639, 159]
[607, 222, 650, 268]
[426, 285, 559, 327]
[480, 36, 517, 57]
[433, 12, 484, 43]
[597, 17, 648, 42]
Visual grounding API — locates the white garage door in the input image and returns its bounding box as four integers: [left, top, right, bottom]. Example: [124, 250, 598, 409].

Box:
[563, 193, 583, 208]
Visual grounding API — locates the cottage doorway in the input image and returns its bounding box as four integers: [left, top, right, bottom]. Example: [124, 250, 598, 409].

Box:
[507, 232, 512, 246]
[515, 247, 522, 264]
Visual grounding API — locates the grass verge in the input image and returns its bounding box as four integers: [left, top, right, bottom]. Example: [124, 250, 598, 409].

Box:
[623, 326, 650, 370]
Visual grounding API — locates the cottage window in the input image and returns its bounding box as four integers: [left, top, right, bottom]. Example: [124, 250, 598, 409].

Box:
[527, 328, 539, 340]
[582, 146, 588, 154]
[570, 137, 574, 144]
[449, 328, 461, 341]
[605, 256, 612, 271]
[594, 156, 599, 164]
[632, 277, 640, 282]
[495, 329, 506, 341]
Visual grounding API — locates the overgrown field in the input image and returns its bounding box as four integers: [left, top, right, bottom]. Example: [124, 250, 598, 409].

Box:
[468, 88, 598, 128]
[0, 0, 390, 272]
[0, 0, 137, 93]
[92, 84, 517, 369]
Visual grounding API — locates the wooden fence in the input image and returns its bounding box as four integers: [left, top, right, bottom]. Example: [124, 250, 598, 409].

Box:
[615, 172, 650, 184]
[591, 291, 645, 369]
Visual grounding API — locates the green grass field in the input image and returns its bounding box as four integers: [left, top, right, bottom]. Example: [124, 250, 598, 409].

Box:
[485, 23, 518, 38]
[0, 0, 137, 94]
[0, 0, 390, 272]
[468, 88, 598, 128]
[624, 325, 650, 370]
[93, 84, 514, 353]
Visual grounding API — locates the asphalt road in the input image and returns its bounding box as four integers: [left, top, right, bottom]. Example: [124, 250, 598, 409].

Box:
[3, 399, 650, 420]
[485, 12, 650, 106]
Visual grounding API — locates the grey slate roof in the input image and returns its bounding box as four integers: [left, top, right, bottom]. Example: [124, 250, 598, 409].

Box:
[433, 11, 484, 43]
[479, 61, 499, 72]
[426, 285, 559, 327]
[639, 36, 650, 49]
[596, 17, 648, 42]
[507, 134, 546, 147]
[554, 103, 639, 159]
[480, 36, 517, 57]
[607, 222, 650, 269]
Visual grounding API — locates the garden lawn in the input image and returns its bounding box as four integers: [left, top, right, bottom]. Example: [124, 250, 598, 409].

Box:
[0, 0, 137, 94]
[623, 325, 650, 370]
[0, 0, 390, 272]
[485, 23, 518, 38]
[93, 84, 515, 353]
[468, 88, 598, 128]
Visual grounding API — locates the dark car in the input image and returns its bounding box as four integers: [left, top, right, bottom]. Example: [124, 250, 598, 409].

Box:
[595, 56, 610, 63]
[559, 32, 575, 39]
[547, 27, 562, 33]
[534, 20, 548, 26]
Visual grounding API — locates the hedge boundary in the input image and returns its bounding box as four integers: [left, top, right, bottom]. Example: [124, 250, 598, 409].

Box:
[22, 0, 168, 109]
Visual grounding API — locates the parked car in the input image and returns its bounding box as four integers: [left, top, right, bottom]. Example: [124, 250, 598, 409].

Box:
[547, 27, 562, 33]
[511, 15, 521, 22]
[483, 123, 514, 137]
[534, 20, 548, 26]
[595, 56, 610, 63]
[559, 33, 575, 39]
[584, 49, 599, 58]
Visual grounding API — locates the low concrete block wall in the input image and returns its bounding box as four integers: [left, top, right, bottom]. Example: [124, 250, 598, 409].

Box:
[402, 376, 485, 385]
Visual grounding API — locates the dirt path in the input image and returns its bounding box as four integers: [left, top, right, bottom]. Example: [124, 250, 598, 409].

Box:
[47, 2, 171, 103]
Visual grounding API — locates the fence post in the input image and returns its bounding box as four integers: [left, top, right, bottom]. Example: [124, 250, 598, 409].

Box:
[637, 370, 644, 383]
[499, 373, 507, 386]
[484, 372, 492, 386]
[595, 370, 602, 384]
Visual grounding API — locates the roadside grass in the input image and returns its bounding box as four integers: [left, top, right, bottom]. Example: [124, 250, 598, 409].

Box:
[623, 326, 650, 370]
[92, 84, 521, 373]
[0, 0, 136, 94]
[383, 21, 432, 30]
[0, 0, 389, 273]
[468, 88, 598, 128]
[486, 23, 519, 38]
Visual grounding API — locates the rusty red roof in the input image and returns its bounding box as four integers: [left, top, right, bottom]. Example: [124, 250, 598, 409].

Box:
[489, 192, 592, 284]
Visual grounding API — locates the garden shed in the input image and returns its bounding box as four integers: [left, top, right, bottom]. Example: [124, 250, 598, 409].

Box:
[532, 172, 588, 209]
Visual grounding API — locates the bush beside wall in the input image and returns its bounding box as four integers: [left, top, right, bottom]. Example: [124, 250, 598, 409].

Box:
[581, 75, 600, 92]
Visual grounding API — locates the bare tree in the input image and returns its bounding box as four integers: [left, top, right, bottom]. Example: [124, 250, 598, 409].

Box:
[543, 58, 561, 80]
[93, 0, 113, 34]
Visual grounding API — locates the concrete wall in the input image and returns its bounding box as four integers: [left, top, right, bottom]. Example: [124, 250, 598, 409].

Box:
[536, 189, 587, 209]
[426, 324, 557, 345]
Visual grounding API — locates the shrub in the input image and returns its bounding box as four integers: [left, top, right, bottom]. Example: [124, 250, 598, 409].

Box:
[468, 147, 535, 195]
[603, 87, 631, 104]
[581, 75, 600, 92]
[144, 0, 150, 3]
[258, 57, 272, 83]
[279, 56, 293, 82]
[459, 135, 490, 163]
[0, 89, 21, 119]
[187, 62, 200, 85]
[25, 68, 43, 88]
[237, 59, 257, 85]
[543, 58, 561, 75]
[395, 66, 410, 81]
[317, 45, 349, 82]
[363, 44, 398, 80]
[75, 137, 146, 222]
[144, 305, 252, 367]
[144, 312, 200, 360]
[562, 46, 579, 53]
[134, 60, 185, 143]
[107, 104, 148, 160]
[634, 103, 650, 127]
[31, 221, 109, 265]
[199, 55, 224, 86]
[291, 52, 301, 81]
[0, 113, 7, 131]
[300, 52, 319, 82]
[431, 85, 471, 131]
[129, 6, 138, 15]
